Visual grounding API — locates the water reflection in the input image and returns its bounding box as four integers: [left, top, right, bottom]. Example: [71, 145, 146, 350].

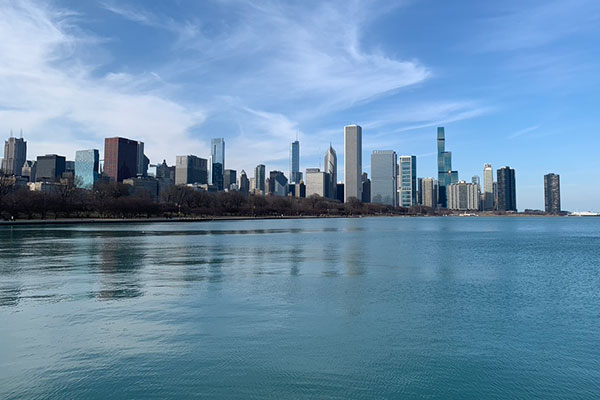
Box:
[93, 237, 145, 300]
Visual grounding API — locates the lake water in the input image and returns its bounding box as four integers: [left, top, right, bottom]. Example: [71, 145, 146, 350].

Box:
[1, 217, 600, 399]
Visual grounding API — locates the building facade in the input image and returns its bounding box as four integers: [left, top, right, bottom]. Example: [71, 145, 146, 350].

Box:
[324, 144, 337, 199]
[224, 169, 237, 191]
[289, 140, 301, 184]
[175, 155, 208, 185]
[254, 164, 266, 194]
[371, 150, 397, 206]
[36, 154, 66, 182]
[344, 125, 362, 202]
[268, 171, 288, 196]
[483, 163, 494, 210]
[447, 181, 480, 211]
[437, 127, 458, 207]
[398, 155, 417, 207]
[75, 149, 99, 189]
[2, 136, 27, 176]
[305, 168, 328, 197]
[104, 137, 140, 182]
[421, 178, 437, 208]
[497, 166, 517, 211]
[239, 170, 250, 194]
[210, 138, 225, 187]
[544, 173, 561, 214]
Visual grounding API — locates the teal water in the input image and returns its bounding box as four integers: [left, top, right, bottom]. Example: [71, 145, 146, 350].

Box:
[1, 217, 600, 399]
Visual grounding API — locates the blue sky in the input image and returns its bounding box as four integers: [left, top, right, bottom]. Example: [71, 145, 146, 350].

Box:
[1, 0, 599, 211]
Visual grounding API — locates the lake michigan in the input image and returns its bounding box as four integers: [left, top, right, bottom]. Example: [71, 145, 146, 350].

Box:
[1, 217, 599, 399]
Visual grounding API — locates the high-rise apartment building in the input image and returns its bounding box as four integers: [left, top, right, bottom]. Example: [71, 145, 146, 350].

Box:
[344, 125, 362, 202]
[2, 136, 27, 176]
[437, 127, 458, 207]
[175, 155, 208, 185]
[104, 137, 140, 182]
[371, 150, 397, 206]
[544, 173, 561, 214]
[421, 178, 437, 208]
[447, 181, 480, 211]
[75, 149, 99, 189]
[290, 140, 300, 184]
[398, 155, 417, 207]
[36, 154, 66, 182]
[324, 145, 337, 199]
[483, 163, 494, 211]
[254, 164, 266, 194]
[497, 166, 517, 211]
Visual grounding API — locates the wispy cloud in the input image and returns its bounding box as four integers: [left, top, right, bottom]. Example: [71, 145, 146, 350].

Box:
[508, 125, 539, 139]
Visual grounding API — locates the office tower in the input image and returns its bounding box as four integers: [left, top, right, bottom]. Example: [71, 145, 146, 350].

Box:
[305, 168, 328, 197]
[472, 175, 480, 186]
[324, 145, 337, 199]
[417, 178, 423, 205]
[371, 150, 397, 206]
[497, 166, 517, 211]
[239, 170, 250, 194]
[398, 155, 417, 207]
[36, 154, 66, 182]
[2, 136, 27, 176]
[290, 140, 300, 184]
[544, 173, 561, 214]
[437, 127, 458, 207]
[75, 149, 99, 189]
[249, 177, 256, 193]
[175, 155, 208, 185]
[422, 178, 437, 208]
[344, 125, 362, 202]
[267, 170, 288, 196]
[224, 169, 237, 191]
[254, 164, 266, 194]
[447, 181, 481, 211]
[361, 172, 371, 203]
[336, 183, 344, 203]
[156, 160, 176, 182]
[104, 137, 140, 182]
[135, 141, 148, 177]
[483, 163, 494, 210]
[211, 138, 225, 187]
[21, 160, 36, 182]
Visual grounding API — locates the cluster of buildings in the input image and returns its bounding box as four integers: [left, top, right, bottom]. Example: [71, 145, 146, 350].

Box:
[1, 126, 562, 214]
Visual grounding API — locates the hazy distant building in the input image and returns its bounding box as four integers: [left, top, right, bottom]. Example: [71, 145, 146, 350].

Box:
[21, 160, 36, 182]
[305, 168, 328, 197]
[336, 183, 344, 203]
[421, 178, 437, 208]
[254, 164, 266, 194]
[104, 137, 140, 182]
[483, 163, 495, 211]
[448, 181, 480, 211]
[361, 172, 371, 203]
[417, 177, 423, 205]
[289, 182, 306, 198]
[437, 127, 458, 207]
[123, 177, 159, 201]
[290, 140, 301, 184]
[324, 144, 337, 199]
[344, 125, 362, 202]
[156, 160, 176, 182]
[371, 150, 397, 206]
[175, 155, 208, 185]
[2, 136, 27, 176]
[497, 166, 517, 212]
[472, 175, 480, 186]
[239, 169, 250, 194]
[36, 154, 66, 182]
[544, 173, 561, 214]
[398, 155, 417, 207]
[75, 149, 99, 189]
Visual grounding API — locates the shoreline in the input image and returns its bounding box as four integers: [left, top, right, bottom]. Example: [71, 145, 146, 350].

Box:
[0, 213, 582, 226]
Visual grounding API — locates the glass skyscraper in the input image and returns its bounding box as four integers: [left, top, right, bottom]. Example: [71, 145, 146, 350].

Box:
[289, 140, 300, 184]
[497, 166, 517, 211]
[75, 149, 99, 189]
[437, 127, 457, 207]
[211, 138, 225, 190]
[371, 150, 397, 206]
[398, 155, 417, 207]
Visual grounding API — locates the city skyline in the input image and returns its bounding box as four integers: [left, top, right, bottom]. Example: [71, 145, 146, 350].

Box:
[0, 1, 598, 210]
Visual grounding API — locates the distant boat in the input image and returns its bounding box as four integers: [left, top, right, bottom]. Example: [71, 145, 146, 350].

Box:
[570, 211, 600, 216]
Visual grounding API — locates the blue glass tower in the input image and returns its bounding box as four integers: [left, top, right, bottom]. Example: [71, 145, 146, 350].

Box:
[437, 127, 457, 207]
[75, 149, 99, 189]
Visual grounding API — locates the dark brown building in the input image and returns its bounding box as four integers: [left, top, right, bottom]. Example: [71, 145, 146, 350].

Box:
[104, 137, 139, 182]
[544, 173, 561, 214]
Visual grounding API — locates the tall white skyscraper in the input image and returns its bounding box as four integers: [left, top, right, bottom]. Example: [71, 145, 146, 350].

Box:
[344, 125, 362, 203]
[398, 155, 417, 207]
[371, 150, 397, 206]
[324, 144, 337, 199]
[483, 163, 494, 210]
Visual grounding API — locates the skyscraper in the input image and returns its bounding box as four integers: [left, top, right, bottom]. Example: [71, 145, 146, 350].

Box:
[371, 150, 397, 206]
[2, 136, 27, 176]
[483, 163, 495, 211]
[398, 155, 417, 207]
[175, 155, 208, 185]
[447, 181, 480, 211]
[305, 168, 328, 197]
[254, 164, 266, 194]
[497, 166, 517, 212]
[361, 172, 371, 203]
[224, 169, 237, 191]
[104, 137, 140, 182]
[36, 154, 66, 182]
[344, 125, 362, 202]
[75, 149, 99, 189]
[268, 171, 288, 196]
[437, 127, 457, 207]
[421, 178, 437, 208]
[290, 140, 300, 184]
[211, 138, 225, 189]
[239, 170, 250, 194]
[324, 144, 337, 199]
[544, 173, 561, 214]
